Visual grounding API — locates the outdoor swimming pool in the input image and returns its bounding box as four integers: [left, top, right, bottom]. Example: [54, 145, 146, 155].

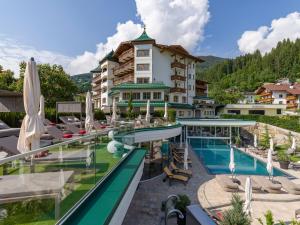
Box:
[190, 139, 288, 176]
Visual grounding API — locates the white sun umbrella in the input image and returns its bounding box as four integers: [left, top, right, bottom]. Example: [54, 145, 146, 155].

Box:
[254, 134, 258, 148]
[59, 169, 65, 197]
[163, 102, 168, 120]
[292, 137, 297, 152]
[184, 140, 189, 170]
[270, 137, 274, 152]
[86, 146, 92, 168]
[85, 92, 94, 134]
[243, 176, 252, 215]
[17, 58, 45, 153]
[267, 148, 273, 179]
[38, 95, 45, 122]
[111, 98, 117, 124]
[229, 147, 235, 178]
[145, 100, 151, 123]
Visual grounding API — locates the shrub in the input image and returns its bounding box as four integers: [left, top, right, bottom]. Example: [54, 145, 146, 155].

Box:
[175, 194, 191, 214]
[0, 112, 25, 127]
[220, 194, 251, 225]
[260, 125, 270, 149]
[257, 210, 274, 225]
[94, 109, 106, 120]
[168, 109, 176, 122]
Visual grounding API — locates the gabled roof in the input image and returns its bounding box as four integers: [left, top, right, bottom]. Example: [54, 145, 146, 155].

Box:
[111, 83, 170, 91]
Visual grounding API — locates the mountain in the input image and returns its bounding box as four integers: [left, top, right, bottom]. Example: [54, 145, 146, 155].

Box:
[197, 38, 300, 104]
[197, 55, 228, 70]
[71, 73, 92, 93]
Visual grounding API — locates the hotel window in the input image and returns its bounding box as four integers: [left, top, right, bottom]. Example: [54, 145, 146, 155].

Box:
[132, 93, 140, 100]
[122, 93, 130, 100]
[153, 92, 161, 100]
[137, 77, 150, 83]
[173, 96, 179, 102]
[188, 85, 191, 90]
[136, 63, 150, 71]
[179, 111, 184, 117]
[136, 49, 150, 57]
[102, 98, 106, 104]
[279, 94, 283, 98]
[143, 92, 151, 100]
[182, 96, 187, 103]
[188, 74, 191, 79]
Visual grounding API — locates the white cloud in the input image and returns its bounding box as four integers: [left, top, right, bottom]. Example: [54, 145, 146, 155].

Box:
[238, 12, 300, 54]
[0, 0, 210, 76]
[67, 0, 210, 74]
[0, 36, 72, 76]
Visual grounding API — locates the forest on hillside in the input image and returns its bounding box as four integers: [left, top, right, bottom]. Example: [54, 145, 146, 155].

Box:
[197, 39, 300, 104]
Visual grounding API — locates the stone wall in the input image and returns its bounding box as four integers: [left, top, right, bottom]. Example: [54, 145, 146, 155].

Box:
[242, 122, 300, 146]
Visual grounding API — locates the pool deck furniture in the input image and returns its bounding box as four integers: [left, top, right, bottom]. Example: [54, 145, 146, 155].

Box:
[237, 175, 262, 193]
[275, 177, 300, 195]
[0, 171, 74, 219]
[173, 153, 192, 165]
[163, 167, 189, 186]
[58, 149, 146, 225]
[59, 116, 82, 126]
[215, 175, 239, 192]
[170, 162, 192, 177]
[253, 176, 282, 193]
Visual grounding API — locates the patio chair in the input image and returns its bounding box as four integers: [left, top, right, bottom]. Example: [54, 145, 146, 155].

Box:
[163, 167, 188, 186]
[291, 161, 300, 170]
[237, 175, 262, 193]
[215, 175, 239, 192]
[173, 154, 192, 165]
[252, 176, 282, 193]
[170, 162, 192, 177]
[59, 116, 81, 126]
[275, 177, 300, 195]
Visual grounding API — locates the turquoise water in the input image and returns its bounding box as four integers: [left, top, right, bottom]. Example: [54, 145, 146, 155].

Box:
[190, 139, 287, 176]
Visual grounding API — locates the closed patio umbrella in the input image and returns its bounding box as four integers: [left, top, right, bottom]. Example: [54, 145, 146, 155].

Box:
[229, 147, 235, 178]
[111, 98, 117, 124]
[17, 58, 45, 153]
[85, 92, 94, 134]
[184, 140, 189, 170]
[292, 137, 296, 152]
[145, 100, 150, 123]
[267, 148, 273, 179]
[243, 176, 252, 215]
[254, 134, 258, 148]
[270, 137, 274, 152]
[38, 95, 45, 122]
[164, 102, 168, 120]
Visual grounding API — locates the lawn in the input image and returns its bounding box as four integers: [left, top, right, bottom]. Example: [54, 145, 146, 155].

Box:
[0, 142, 120, 225]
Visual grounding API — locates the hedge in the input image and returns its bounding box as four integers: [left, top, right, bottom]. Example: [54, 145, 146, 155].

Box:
[221, 114, 300, 133]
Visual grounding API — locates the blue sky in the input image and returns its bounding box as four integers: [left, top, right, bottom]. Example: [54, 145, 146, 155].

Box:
[1, 0, 300, 74]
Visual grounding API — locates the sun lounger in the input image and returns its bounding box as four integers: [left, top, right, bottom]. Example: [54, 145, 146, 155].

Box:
[163, 167, 188, 186]
[275, 177, 300, 195]
[173, 154, 192, 165]
[170, 162, 192, 177]
[65, 124, 86, 135]
[237, 175, 262, 192]
[0, 120, 10, 129]
[253, 176, 282, 193]
[59, 116, 81, 126]
[216, 175, 239, 192]
[46, 126, 75, 141]
[0, 171, 73, 219]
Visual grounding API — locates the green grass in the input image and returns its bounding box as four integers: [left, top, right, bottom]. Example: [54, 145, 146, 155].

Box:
[0, 143, 120, 225]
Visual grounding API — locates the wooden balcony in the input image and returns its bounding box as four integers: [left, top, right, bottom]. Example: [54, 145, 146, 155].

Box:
[171, 61, 186, 69]
[92, 85, 101, 92]
[196, 84, 207, 90]
[260, 92, 272, 97]
[171, 74, 186, 81]
[113, 74, 134, 86]
[287, 102, 298, 109]
[119, 48, 134, 63]
[92, 74, 102, 84]
[258, 97, 274, 103]
[286, 95, 297, 101]
[92, 93, 101, 99]
[113, 61, 134, 76]
[170, 87, 186, 93]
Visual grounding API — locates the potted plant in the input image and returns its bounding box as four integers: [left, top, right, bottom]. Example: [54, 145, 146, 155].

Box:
[277, 151, 290, 169]
[235, 136, 242, 147]
[175, 194, 191, 225]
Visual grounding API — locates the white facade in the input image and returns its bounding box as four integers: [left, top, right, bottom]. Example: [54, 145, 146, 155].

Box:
[272, 91, 287, 105]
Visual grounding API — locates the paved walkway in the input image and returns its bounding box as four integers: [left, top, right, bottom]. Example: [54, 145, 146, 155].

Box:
[122, 147, 212, 225]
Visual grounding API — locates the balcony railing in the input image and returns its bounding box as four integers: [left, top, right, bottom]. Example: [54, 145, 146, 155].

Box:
[170, 87, 186, 93]
[93, 93, 101, 99]
[196, 84, 207, 90]
[260, 92, 272, 97]
[171, 61, 186, 69]
[113, 74, 134, 86]
[92, 74, 102, 84]
[119, 48, 134, 63]
[287, 102, 298, 109]
[92, 85, 101, 92]
[286, 95, 297, 101]
[113, 61, 134, 76]
[171, 74, 186, 81]
[258, 97, 274, 103]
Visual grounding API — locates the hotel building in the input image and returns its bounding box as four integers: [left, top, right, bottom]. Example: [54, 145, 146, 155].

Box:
[91, 28, 207, 117]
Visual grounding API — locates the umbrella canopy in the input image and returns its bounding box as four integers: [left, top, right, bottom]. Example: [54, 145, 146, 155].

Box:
[164, 102, 168, 120]
[267, 148, 273, 178]
[85, 92, 94, 134]
[243, 176, 252, 215]
[184, 140, 189, 170]
[270, 137, 274, 152]
[17, 58, 45, 153]
[111, 98, 117, 123]
[229, 147, 235, 175]
[292, 137, 297, 151]
[254, 134, 258, 148]
[38, 95, 45, 122]
[145, 100, 150, 123]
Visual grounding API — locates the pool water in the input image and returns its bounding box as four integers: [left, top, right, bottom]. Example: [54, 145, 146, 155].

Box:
[190, 139, 287, 176]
